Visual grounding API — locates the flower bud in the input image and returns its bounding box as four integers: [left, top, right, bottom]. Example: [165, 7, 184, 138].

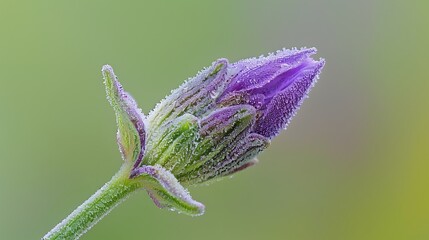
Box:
[102, 47, 325, 216]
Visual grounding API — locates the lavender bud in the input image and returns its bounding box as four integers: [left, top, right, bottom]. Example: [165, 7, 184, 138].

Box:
[104, 47, 325, 216]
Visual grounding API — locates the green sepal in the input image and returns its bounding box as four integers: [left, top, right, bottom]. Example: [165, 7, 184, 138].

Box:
[178, 105, 256, 179]
[102, 65, 146, 164]
[180, 133, 269, 185]
[143, 114, 200, 171]
[131, 165, 205, 216]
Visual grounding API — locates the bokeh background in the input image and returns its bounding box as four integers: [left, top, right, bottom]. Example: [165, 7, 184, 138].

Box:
[1, 0, 428, 239]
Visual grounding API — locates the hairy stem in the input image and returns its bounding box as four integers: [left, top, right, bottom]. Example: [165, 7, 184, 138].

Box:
[42, 165, 142, 240]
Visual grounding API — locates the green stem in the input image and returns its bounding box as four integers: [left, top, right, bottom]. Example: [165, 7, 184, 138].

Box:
[42, 165, 142, 240]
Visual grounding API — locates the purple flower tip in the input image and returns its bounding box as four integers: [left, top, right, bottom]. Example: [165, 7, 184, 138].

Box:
[218, 48, 325, 139]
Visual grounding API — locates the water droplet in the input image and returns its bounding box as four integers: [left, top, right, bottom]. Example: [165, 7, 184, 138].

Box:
[209, 91, 219, 99]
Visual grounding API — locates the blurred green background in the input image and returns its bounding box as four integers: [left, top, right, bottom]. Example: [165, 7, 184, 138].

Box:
[1, 0, 428, 239]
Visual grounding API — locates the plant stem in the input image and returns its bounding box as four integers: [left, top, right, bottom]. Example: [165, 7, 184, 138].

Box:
[42, 165, 142, 240]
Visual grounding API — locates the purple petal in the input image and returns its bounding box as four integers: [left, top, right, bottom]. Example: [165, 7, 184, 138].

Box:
[221, 48, 317, 96]
[253, 59, 325, 138]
